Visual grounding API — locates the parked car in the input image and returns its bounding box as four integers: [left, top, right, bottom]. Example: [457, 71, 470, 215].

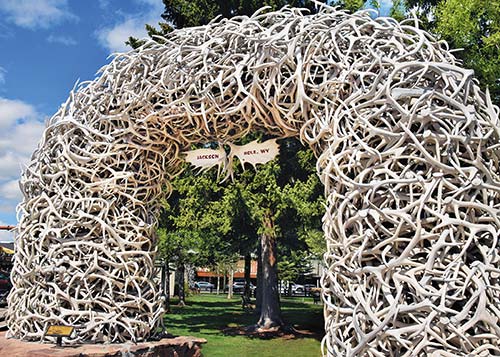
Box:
[194, 281, 214, 292]
[225, 280, 256, 294]
[279, 282, 306, 295]
[304, 284, 317, 296]
[234, 281, 256, 294]
[291, 283, 305, 294]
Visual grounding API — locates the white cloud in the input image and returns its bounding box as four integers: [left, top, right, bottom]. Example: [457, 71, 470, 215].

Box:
[0, 97, 45, 223]
[0, 180, 21, 201]
[380, 0, 393, 7]
[0, 98, 36, 130]
[4, 120, 45, 156]
[97, 18, 145, 53]
[96, 0, 164, 53]
[0, 0, 78, 29]
[0, 201, 18, 214]
[46, 34, 77, 46]
[0, 152, 27, 180]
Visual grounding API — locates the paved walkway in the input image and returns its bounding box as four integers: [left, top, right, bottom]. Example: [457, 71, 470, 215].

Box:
[0, 307, 7, 329]
[0, 330, 206, 356]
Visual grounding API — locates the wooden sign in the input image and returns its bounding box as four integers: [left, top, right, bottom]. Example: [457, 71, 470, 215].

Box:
[46, 325, 74, 337]
[183, 146, 227, 171]
[228, 139, 279, 168]
[183, 139, 280, 179]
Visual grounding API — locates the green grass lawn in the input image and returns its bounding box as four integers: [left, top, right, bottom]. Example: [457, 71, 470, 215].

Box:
[164, 294, 324, 356]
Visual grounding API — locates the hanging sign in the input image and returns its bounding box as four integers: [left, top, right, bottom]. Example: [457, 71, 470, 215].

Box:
[183, 139, 280, 178]
[184, 147, 227, 171]
[227, 139, 280, 168]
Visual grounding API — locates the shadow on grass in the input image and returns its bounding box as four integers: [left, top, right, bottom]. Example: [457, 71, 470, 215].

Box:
[164, 295, 324, 342]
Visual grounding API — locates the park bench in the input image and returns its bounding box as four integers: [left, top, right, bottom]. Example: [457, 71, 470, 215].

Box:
[311, 289, 321, 304]
[189, 287, 200, 294]
[241, 295, 255, 311]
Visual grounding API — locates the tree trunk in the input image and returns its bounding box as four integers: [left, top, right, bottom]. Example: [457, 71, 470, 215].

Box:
[257, 213, 284, 329]
[227, 268, 234, 299]
[216, 272, 221, 295]
[256, 240, 263, 312]
[244, 253, 251, 299]
[178, 264, 186, 306]
[163, 260, 171, 313]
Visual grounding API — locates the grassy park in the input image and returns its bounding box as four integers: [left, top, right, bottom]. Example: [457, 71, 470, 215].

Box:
[164, 294, 324, 356]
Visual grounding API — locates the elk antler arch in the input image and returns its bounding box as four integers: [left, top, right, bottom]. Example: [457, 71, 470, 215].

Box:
[7, 5, 500, 356]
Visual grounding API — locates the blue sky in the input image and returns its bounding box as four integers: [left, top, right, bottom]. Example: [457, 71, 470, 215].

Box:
[0, 0, 394, 241]
[0, 0, 164, 240]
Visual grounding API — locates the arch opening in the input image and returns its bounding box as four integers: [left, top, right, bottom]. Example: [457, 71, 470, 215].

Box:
[6, 5, 500, 356]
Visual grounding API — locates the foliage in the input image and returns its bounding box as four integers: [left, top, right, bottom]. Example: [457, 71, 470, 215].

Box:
[127, 0, 324, 49]
[388, 0, 406, 21]
[155, 137, 325, 285]
[161, 0, 320, 29]
[330, 0, 365, 12]
[155, 138, 323, 326]
[277, 250, 312, 282]
[218, 174, 259, 255]
[157, 168, 238, 269]
[234, 137, 325, 257]
[434, 0, 500, 101]
[402, 0, 439, 29]
[389, 0, 500, 102]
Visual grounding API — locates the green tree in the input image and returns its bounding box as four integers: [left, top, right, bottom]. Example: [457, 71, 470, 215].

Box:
[127, 0, 322, 49]
[157, 171, 232, 306]
[127, 0, 329, 330]
[282, 148, 325, 257]
[434, 0, 500, 102]
[161, 0, 318, 28]
[393, 0, 500, 101]
[217, 183, 258, 299]
[225, 137, 324, 329]
[240, 158, 286, 329]
[331, 0, 365, 12]
[278, 251, 313, 295]
[334, 0, 500, 101]
[157, 136, 325, 329]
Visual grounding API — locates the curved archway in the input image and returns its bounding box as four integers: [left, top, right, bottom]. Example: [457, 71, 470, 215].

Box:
[7, 6, 500, 356]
